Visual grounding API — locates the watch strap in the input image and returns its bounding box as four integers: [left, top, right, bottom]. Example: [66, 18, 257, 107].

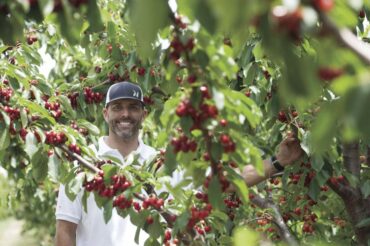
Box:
[271, 156, 285, 172]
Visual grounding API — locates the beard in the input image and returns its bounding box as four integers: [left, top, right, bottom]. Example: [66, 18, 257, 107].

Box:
[108, 116, 142, 141]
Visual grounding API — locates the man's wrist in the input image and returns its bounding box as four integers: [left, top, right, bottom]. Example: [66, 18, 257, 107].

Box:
[271, 156, 285, 172]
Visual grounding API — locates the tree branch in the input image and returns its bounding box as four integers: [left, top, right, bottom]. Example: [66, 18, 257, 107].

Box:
[59, 145, 101, 173]
[250, 193, 298, 246]
[342, 141, 360, 178]
[319, 12, 370, 65]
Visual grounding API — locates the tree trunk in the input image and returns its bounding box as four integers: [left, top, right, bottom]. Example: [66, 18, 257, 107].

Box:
[342, 190, 370, 246]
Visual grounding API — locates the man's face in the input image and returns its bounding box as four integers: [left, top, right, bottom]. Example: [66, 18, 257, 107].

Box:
[103, 99, 146, 141]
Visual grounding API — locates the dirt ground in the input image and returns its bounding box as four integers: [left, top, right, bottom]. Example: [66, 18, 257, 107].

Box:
[0, 218, 39, 246]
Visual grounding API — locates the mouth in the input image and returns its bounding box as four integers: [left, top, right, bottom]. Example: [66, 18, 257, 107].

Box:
[116, 119, 134, 128]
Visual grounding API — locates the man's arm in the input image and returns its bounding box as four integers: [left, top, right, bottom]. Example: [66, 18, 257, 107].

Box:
[242, 136, 303, 187]
[55, 219, 77, 246]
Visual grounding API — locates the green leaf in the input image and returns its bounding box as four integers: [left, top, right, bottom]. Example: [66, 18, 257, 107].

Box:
[147, 216, 163, 239]
[144, 237, 160, 246]
[361, 180, 370, 199]
[160, 94, 180, 130]
[77, 120, 100, 136]
[58, 95, 76, 118]
[103, 201, 113, 223]
[31, 148, 49, 182]
[0, 111, 10, 126]
[87, 0, 104, 32]
[129, 0, 171, 59]
[48, 153, 61, 182]
[20, 108, 28, 128]
[208, 176, 226, 211]
[0, 125, 10, 151]
[164, 145, 177, 176]
[311, 155, 325, 172]
[25, 132, 40, 159]
[65, 172, 84, 201]
[194, 0, 217, 34]
[356, 217, 370, 228]
[233, 227, 259, 246]
[224, 166, 249, 204]
[308, 178, 320, 201]
[18, 97, 56, 124]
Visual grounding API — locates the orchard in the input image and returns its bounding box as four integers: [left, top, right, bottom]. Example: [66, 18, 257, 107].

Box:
[0, 0, 370, 245]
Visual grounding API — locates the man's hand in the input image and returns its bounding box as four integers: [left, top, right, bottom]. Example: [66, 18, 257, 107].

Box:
[275, 134, 303, 167]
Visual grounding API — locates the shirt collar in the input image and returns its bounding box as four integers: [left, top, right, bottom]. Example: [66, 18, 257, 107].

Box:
[98, 136, 146, 160]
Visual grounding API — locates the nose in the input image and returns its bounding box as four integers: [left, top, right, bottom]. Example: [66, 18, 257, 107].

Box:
[119, 107, 130, 118]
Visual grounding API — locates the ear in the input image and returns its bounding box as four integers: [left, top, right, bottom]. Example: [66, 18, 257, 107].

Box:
[141, 108, 148, 121]
[103, 107, 109, 122]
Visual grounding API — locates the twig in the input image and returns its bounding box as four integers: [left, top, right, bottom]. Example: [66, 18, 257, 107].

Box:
[59, 145, 100, 173]
[250, 193, 299, 246]
[319, 12, 370, 65]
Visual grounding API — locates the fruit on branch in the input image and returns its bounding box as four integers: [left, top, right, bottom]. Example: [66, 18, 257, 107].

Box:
[318, 67, 344, 81]
[171, 134, 197, 153]
[83, 87, 104, 104]
[272, 6, 303, 41]
[137, 67, 146, 76]
[45, 131, 67, 145]
[278, 111, 288, 123]
[199, 85, 211, 99]
[145, 215, 154, 225]
[313, 0, 334, 12]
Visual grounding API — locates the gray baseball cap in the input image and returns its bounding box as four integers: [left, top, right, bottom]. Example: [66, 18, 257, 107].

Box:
[105, 81, 144, 107]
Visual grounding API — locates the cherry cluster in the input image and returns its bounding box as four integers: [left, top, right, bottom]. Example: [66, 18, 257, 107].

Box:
[0, 86, 13, 103]
[67, 92, 79, 109]
[272, 7, 303, 41]
[19, 128, 28, 141]
[187, 204, 213, 234]
[113, 194, 133, 210]
[45, 131, 67, 145]
[44, 101, 62, 119]
[169, 36, 195, 61]
[84, 172, 132, 200]
[329, 175, 346, 186]
[219, 133, 236, 153]
[176, 99, 218, 130]
[3, 106, 20, 121]
[26, 35, 38, 45]
[174, 16, 187, 29]
[70, 121, 88, 136]
[224, 196, 242, 209]
[142, 195, 165, 210]
[68, 143, 81, 155]
[170, 134, 197, 153]
[277, 110, 298, 123]
[143, 96, 154, 105]
[83, 87, 104, 104]
[163, 229, 179, 246]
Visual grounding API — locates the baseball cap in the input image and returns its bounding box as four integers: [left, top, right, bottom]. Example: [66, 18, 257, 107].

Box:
[105, 81, 144, 107]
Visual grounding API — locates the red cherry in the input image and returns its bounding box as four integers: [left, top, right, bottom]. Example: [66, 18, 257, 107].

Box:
[318, 67, 343, 81]
[313, 0, 334, 12]
[146, 216, 154, 224]
[220, 119, 228, 127]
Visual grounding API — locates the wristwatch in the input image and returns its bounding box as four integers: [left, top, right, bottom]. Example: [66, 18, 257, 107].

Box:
[271, 156, 285, 172]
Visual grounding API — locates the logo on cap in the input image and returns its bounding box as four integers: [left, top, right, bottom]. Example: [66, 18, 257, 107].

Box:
[132, 90, 139, 98]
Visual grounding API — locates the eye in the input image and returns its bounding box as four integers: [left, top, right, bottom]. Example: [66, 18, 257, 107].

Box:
[111, 104, 121, 111]
[129, 104, 142, 111]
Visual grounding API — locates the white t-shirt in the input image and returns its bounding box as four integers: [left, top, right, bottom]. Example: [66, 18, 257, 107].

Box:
[56, 137, 157, 246]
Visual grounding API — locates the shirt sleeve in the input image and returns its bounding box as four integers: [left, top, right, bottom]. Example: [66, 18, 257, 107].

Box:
[55, 184, 82, 225]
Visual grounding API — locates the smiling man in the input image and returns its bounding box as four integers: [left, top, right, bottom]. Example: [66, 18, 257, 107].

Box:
[55, 81, 156, 246]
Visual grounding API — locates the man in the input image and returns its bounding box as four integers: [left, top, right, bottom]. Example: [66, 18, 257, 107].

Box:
[55, 81, 156, 246]
[55, 81, 302, 246]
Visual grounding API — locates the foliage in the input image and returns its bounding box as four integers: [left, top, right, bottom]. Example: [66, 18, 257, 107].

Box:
[0, 0, 370, 245]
